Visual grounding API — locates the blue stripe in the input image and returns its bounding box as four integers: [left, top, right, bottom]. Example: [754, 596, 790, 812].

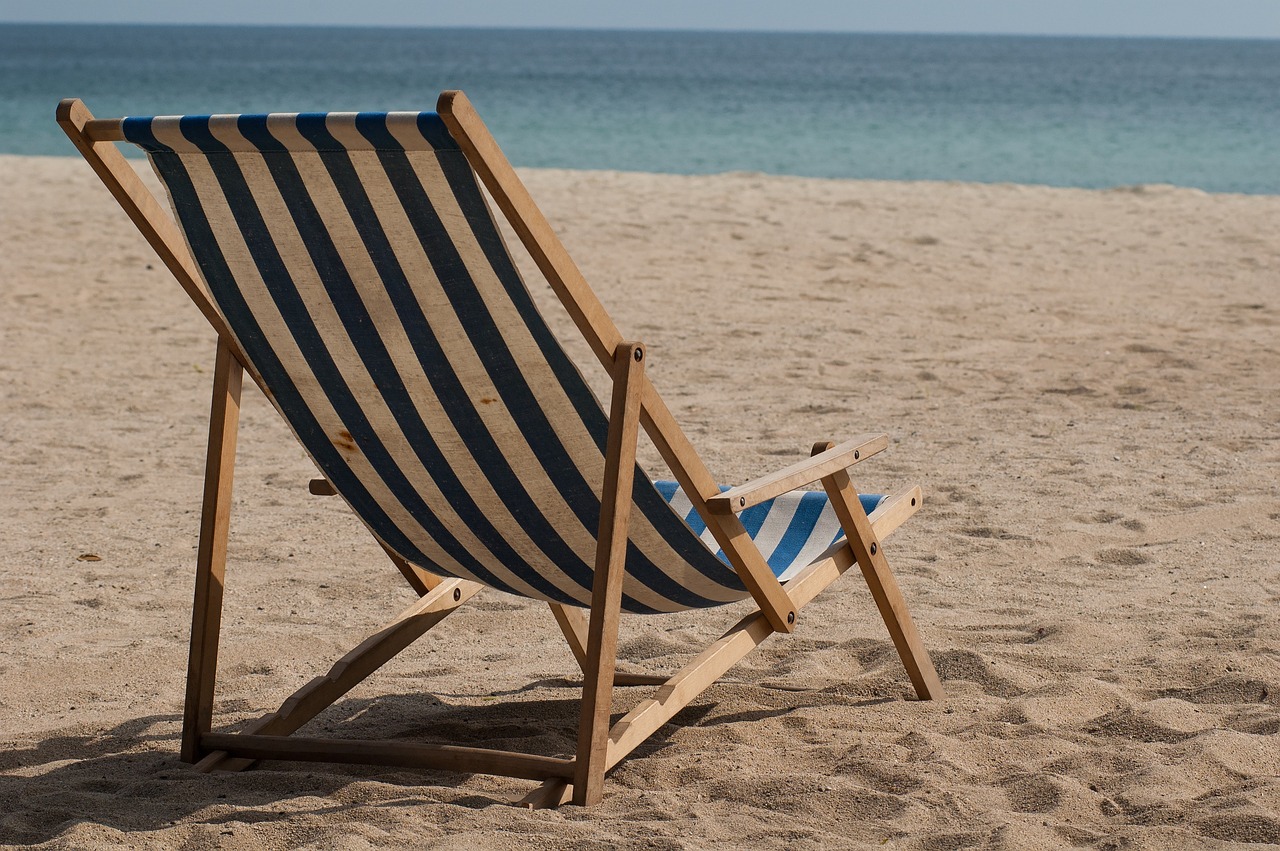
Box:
[766, 492, 826, 574]
[652, 481, 680, 502]
[121, 118, 170, 152]
[736, 501, 773, 538]
[417, 113, 458, 152]
[353, 113, 405, 151]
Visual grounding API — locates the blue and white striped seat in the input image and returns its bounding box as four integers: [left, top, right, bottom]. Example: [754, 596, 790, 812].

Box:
[655, 483, 883, 581]
[120, 111, 880, 614]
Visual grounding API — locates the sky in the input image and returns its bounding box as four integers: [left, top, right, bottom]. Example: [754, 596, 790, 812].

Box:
[2, 0, 1279, 39]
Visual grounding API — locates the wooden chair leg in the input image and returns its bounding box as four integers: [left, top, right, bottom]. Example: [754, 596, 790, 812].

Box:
[813, 443, 943, 701]
[573, 342, 645, 806]
[181, 338, 244, 763]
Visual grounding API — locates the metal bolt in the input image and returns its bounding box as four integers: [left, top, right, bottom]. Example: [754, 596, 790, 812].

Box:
[853, 450, 860, 460]
[870, 542, 878, 555]
[453, 587, 461, 602]
[911, 497, 917, 506]
[739, 496, 746, 507]
[787, 611, 796, 624]
[633, 348, 643, 362]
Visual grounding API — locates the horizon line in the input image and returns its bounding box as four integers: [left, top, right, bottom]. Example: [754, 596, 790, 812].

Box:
[2, 20, 1279, 43]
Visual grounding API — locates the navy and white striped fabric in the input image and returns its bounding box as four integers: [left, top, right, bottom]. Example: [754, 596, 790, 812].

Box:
[123, 111, 880, 613]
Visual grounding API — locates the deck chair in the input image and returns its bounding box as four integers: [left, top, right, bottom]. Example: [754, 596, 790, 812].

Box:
[57, 90, 943, 807]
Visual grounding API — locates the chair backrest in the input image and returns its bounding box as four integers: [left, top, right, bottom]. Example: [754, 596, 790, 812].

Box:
[121, 110, 750, 613]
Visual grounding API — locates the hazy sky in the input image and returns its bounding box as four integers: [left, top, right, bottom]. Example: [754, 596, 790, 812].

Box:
[2, 0, 1279, 39]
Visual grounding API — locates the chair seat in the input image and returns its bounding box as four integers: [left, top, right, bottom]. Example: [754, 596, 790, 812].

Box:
[653, 482, 884, 581]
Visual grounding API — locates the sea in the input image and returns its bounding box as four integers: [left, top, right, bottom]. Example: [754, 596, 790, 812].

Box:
[2, 23, 1278, 194]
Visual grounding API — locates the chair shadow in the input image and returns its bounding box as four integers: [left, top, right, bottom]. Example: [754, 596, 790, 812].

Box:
[0, 691, 566, 844]
[0, 684, 710, 844]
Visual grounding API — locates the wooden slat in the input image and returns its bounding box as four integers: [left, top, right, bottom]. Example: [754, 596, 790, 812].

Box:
[815, 442, 943, 702]
[194, 577, 481, 772]
[707, 434, 888, 514]
[56, 99, 242, 357]
[606, 609, 776, 770]
[201, 733, 574, 781]
[181, 339, 243, 763]
[574, 342, 645, 806]
[864, 485, 922, 541]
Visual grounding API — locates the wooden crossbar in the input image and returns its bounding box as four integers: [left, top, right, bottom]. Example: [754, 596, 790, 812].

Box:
[194, 576, 482, 772]
[607, 486, 926, 767]
[708, 434, 888, 514]
[201, 734, 574, 781]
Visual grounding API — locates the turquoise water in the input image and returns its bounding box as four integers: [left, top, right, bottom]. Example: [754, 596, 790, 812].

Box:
[3, 23, 1279, 193]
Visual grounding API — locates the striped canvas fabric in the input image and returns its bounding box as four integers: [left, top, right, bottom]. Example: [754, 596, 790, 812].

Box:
[123, 111, 878, 613]
[654, 484, 883, 582]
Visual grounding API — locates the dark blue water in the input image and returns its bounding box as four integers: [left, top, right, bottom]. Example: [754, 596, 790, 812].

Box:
[3, 23, 1278, 193]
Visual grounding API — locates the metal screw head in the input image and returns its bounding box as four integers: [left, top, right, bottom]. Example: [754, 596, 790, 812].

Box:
[870, 542, 878, 555]
[633, 348, 643, 362]
[787, 611, 796, 624]
[854, 449, 860, 460]
[739, 496, 746, 507]
[453, 587, 461, 602]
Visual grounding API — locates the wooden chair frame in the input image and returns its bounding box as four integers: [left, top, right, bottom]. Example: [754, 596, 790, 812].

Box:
[57, 91, 943, 807]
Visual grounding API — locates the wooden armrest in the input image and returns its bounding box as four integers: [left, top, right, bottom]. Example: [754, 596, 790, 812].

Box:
[865, 485, 923, 540]
[309, 478, 337, 496]
[706, 434, 888, 514]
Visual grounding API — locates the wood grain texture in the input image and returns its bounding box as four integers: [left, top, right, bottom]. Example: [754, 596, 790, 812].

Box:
[707, 433, 888, 514]
[181, 339, 243, 763]
[200, 733, 574, 781]
[574, 342, 645, 806]
[813, 442, 943, 701]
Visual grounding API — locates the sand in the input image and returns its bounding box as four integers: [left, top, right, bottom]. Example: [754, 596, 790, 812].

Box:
[1, 153, 1277, 849]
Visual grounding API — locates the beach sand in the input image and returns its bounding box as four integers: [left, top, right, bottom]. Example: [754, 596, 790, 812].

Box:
[1, 153, 1277, 849]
